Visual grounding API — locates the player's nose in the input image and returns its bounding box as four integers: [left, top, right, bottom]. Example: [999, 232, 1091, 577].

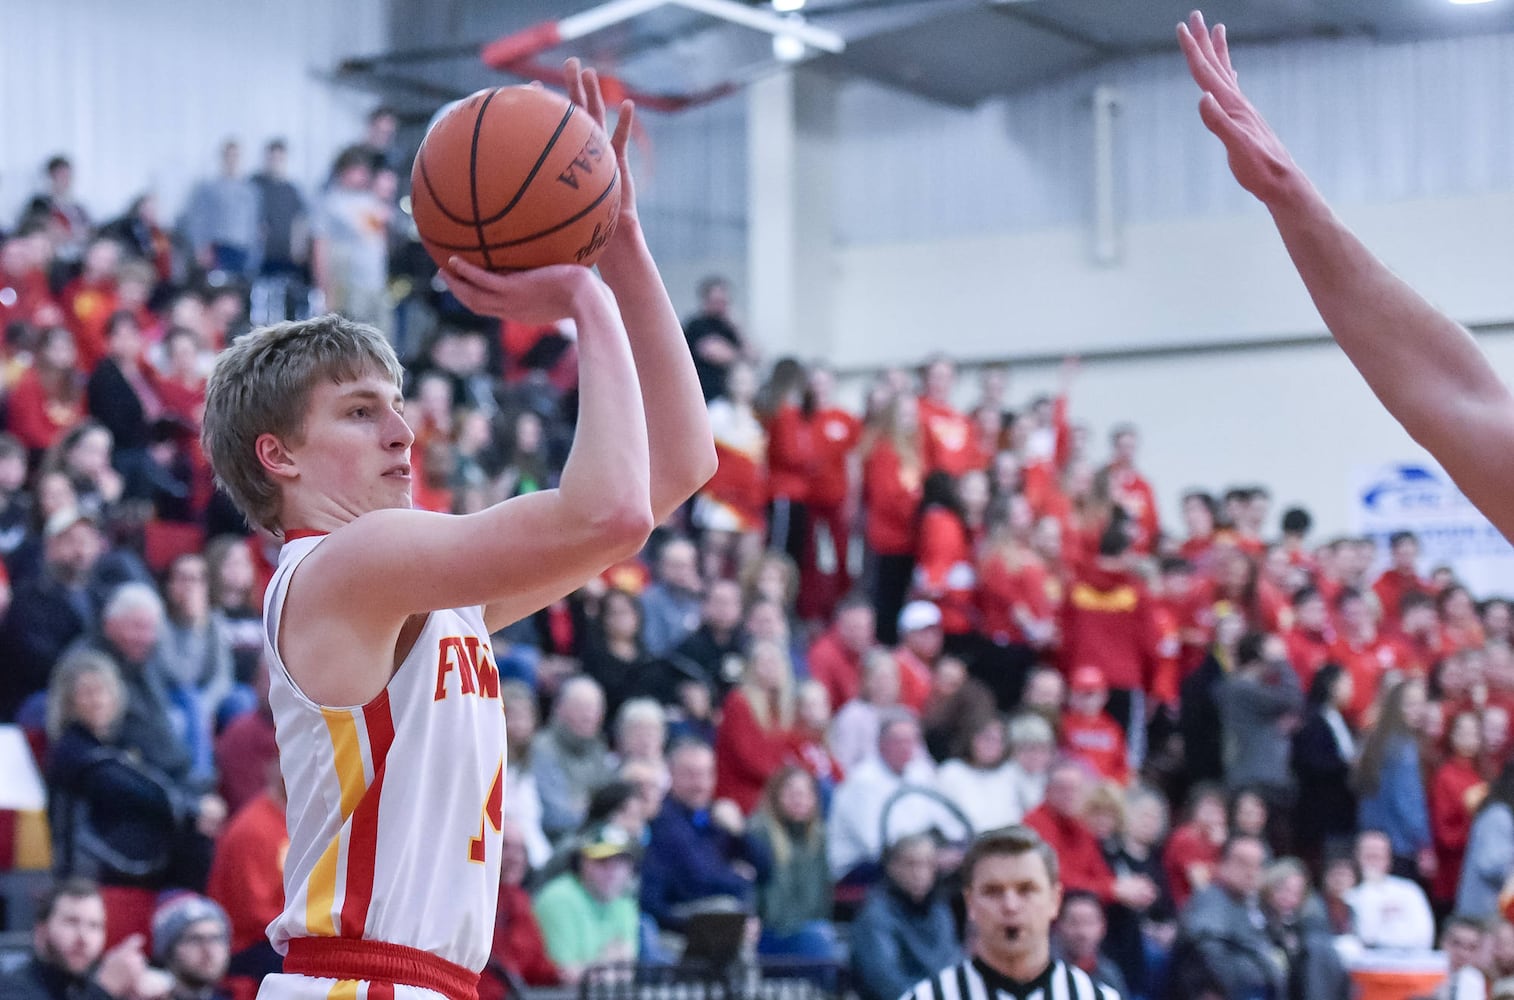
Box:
[386, 410, 415, 449]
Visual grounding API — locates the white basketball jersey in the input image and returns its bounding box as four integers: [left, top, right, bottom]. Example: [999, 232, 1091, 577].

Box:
[263, 535, 508, 972]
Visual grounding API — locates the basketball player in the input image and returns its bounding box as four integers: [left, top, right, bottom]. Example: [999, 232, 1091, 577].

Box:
[1180, 12, 1514, 548]
[903, 826, 1119, 1000]
[200, 61, 714, 1000]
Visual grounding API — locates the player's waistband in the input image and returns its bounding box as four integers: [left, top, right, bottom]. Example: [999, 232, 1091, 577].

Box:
[284, 937, 480, 1000]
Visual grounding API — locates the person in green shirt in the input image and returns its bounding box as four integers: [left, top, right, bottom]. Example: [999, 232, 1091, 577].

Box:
[533, 823, 641, 983]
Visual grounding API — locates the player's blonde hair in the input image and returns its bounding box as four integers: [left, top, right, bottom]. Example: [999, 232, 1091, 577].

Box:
[202, 314, 403, 534]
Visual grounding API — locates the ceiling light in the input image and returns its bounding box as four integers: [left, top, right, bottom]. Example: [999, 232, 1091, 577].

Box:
[1449, 0, 1497, 5]
[773, 31, 806, 62]
[773, 0, 806, 11]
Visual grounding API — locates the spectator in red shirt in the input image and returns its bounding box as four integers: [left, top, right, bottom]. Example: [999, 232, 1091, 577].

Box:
[714, 638, 797, 814]
[59, 238, 121, 373]
[916, 354, 978, 476]
[1374, 531, 1432, 633]
[1278, 506, 1317, 574]
[7, 325, 86, 458]
[1060, 512, 1161, 741]
[1284, 586, 1335, 690]
[762, 357, 815, 570]
[1156, 555, 1213, 682]
[799, 365, 861, 620]
[1060, 666, 1130, 785]
[156, 328, 209, 427]
[1101, 424, 1160, 554]
[863, 393, 923, 644]
[1330, 588, 1404, 727]
[206, 760, 287, 984]
[1430, 710, 1488, 910]
[790, 680, 844, 795]
[0, 230, 59, 331]
[1440, 584, 1488, 655]
[892, 600, 941, 713]
[806, 595, 876, 713]
[913, 471, 977, 640]
[975, 507, 1057, 709]
[1177, 490, 1221, 571]
[1162, 783, 1228, 912]
[1025, 758, 1156, 909]
[1392, 592, 1446, 677]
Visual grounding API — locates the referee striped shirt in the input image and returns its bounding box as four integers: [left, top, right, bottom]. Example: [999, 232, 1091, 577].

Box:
[901, 956, 1120, 1000]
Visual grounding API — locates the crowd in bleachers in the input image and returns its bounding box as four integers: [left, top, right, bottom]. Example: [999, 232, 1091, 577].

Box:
[3, 119, 1514, 1000]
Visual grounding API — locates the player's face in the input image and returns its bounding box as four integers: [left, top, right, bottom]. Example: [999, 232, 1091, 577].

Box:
[36, 894, 107, 977]
[966, 852, 1061, 968]
[284, 372, 413, 519]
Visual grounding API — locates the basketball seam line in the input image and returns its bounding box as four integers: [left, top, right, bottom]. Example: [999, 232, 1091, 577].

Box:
[417, 171, 618, 253]
[418, 100, 579, 232]
[469, 89, 498, 270]
[476, 103, 578, 228]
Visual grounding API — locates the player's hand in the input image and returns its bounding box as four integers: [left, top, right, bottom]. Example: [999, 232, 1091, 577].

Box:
[1177, 11, 1303, 207]
[444, 256, 607, 325]
[565, 58, 639, 236]
[95, 934, 149, 998]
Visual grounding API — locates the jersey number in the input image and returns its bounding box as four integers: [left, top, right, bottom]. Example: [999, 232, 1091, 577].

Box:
[469, 760, 504, 864]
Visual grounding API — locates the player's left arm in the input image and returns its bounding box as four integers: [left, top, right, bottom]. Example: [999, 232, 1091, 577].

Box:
[567, 59, 718, 524]
[1180, 11, 1514, 543]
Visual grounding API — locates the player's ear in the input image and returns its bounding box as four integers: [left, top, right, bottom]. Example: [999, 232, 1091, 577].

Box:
[255, 432, 298, 480]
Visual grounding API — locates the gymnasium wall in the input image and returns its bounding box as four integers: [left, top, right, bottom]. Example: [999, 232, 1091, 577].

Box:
[0, 0, 387, 227]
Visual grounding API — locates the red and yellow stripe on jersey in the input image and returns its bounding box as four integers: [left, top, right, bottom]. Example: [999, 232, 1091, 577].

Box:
[261, 535, 508, 980]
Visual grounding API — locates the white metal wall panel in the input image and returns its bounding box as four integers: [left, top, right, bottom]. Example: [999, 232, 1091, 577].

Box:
[1, 0, 387, 228]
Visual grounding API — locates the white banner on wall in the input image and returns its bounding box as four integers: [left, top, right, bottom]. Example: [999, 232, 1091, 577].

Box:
[1351, 463, 1514, 597]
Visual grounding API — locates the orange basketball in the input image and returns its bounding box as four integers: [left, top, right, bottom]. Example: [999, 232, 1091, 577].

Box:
[410, 86, 621, 273]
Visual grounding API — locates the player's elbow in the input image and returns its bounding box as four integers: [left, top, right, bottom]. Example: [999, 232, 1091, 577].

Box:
[592, 498, 656, 558]
[685, 439, 719, 497]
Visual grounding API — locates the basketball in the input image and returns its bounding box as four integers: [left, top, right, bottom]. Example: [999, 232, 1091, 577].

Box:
[410, 85, 621, 273]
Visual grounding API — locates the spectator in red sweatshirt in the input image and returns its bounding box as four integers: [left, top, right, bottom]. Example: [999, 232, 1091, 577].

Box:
[916, 354, 978, 476]
[1330, 587, 1405, 726]
[1060, 512, 1160, 742]
[1392, 591, 1447, 677]
[1177, 490, 1221, 572]
[1101, 424, 1160, 554]
[715, 638, 798, 814]
[1373, 531, 1431, 634]
[58, 238, 121, 373]
[893, 600, 942, 713]
[1060, 666, 1130, 785]
[1162, 783, 1229, 912]
[1284, 586, 1335, 691]
[1430, 710, 1488, 911]
[1025, 758, 1157, 909]
[863, 393, 924, 645]
[799, 365, 861, 620]
[913, 471, 978, 641]
[806, 595, 877, 714]
[206, 761, 287, 984]
[762, 357, 815, 571]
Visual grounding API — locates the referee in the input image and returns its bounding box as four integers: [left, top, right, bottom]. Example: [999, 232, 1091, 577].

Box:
[902, 826, 1120, 1000]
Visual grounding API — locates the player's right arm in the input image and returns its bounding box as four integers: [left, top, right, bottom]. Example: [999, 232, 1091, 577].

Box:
[282, 265, 652, 704]
[1180, 11, 1514, 543]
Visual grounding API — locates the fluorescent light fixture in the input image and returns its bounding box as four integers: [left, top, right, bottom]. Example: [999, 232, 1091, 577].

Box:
[1449, 0, 1497, 5]
[773, 0, 806, 11]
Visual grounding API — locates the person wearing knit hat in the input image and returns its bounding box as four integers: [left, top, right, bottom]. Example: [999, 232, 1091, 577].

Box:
[151, 894, 230, 999]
